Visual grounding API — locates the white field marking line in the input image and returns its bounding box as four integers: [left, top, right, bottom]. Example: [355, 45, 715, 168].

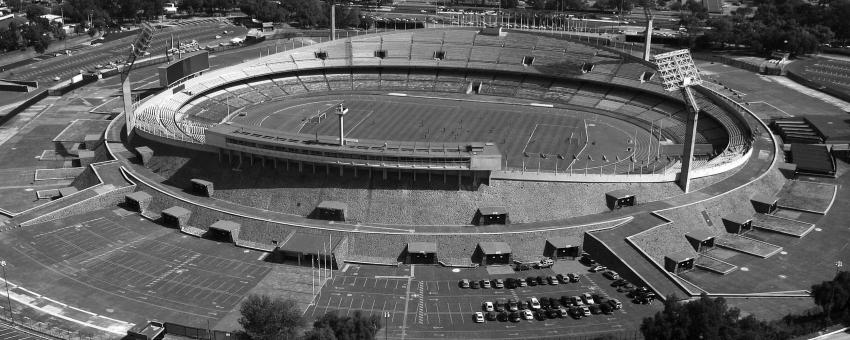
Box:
[32, 217, 105, 238]
[747, 101, 793, 117]
[521, 123, 540, 156]
[342, 264, 351, 272]
[401, 266, 415, 340]
[342, 109, 375, 137]
[530, 103, 553, 108]
[259, 100, 336, 129]
[256, 253, 268, 261]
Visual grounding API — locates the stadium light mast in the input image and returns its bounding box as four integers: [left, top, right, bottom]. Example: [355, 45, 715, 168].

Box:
[642, 1, 654, 61]
[653, 49, 702, 193]
[121, 22, 155, 138]
[337, 104, 348, 146]
[330, 1, 336, 41]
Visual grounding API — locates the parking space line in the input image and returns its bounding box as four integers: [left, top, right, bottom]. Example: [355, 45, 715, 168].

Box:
[434, 302, 441, 324]
[458, 302, 464, 324]
[345, 297, 354, 316]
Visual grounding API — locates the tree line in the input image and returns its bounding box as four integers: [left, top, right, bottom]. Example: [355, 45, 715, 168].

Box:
[641, 271, 850, 340]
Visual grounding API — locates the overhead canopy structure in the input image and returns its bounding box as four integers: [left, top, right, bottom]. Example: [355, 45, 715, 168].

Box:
[790, 144, 835, 177]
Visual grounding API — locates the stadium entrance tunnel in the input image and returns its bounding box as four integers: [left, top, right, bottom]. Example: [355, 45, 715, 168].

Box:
[266, 233, 344, 269]
[544, 237, 582, 260]
[664, 250, 696, 274]
[204, 220, 241, 243]
[405, 242, 437, 264]
[474, 242, 512, 265]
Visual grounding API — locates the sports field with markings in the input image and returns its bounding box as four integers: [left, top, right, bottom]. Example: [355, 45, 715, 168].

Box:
[231, 93, 643, 169]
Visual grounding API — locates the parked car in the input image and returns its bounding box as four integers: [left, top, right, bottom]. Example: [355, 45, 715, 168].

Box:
[483, 301, 494, 312]
[509, 312, 521, 322]
[558, 307, 569, 318]
[581, 306, 591, 316]
[526, 277, 538, 286]
[517, 278, 528, 287]
[611, 278, 628, 287]
[589, 265, 607, 272]
[545, 309, 559, 319]
[523, 310, 534, 320]
[494, 278, 505, 289]
[481, 280, 492, 289]
[529, 297, 541, 310]
[603, 270, 620, 280]
[582, 293, 595, 305]
[471, 281, 480, 289]
[571, 296, 584, 306]
[600, 303, 614, 314]
[536, 276, 546, 285]
[568, 273, 581, 282]
[474, 312, 485, 323]
[589, 304, 602, 315]
[569, 307, 583, 319]
[497, 311, 509, 322]
[505, 278, 516, 289]
[608, 298, 623, 310]
[486, 311, 498, 321]
[556, 273, 568, 283]
[459, 279, 470, 288]
[508, 299, 519, 311]
[560, 295, 571, 307]
[536, 257, 554, 268]
[548, 276, 559, 285]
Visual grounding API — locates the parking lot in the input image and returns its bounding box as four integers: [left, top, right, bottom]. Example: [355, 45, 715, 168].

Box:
[305, 262, 661, 339]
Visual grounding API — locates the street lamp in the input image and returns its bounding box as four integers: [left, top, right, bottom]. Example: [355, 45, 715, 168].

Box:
[1, 260, 12, 324]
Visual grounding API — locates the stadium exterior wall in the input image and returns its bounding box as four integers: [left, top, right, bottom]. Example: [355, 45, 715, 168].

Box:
[133, 128, 218, 153]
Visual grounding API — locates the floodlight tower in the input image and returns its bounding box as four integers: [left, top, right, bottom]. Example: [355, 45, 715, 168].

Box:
[336, 104, 349, 146]
[642, 4, 654, 61]
[653, 49, 703, 193]
[121, 22, 155, 138]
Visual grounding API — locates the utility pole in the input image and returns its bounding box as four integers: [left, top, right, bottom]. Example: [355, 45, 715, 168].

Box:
[1, 260, 12, 324]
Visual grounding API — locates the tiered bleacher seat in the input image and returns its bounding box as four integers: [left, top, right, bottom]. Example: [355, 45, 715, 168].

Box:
[273, 76, 308, 95]
[473, 33, 503, 47]
[351, 72, 382, 91]
[298, 74, 331, 92]
[442, 45, 472, 62]
[325, 72, 352, 91]
[568, 94, 601, 107]
[498, 47, 527, 65]
[543, 80, 579, 102]
[435, 70, 468, 93]
[382, 41, 411, 59]
[515, 77, 551, 100]
[407, 72, 436, 91]
[251, 79, 286, 99]
[412, 30, 445, 43]
[469, 46, 501, 63]
[577, 82, 610, 98]
[380, 71, 409, 90]
[411, 43, 442, 61]
[534, 36, 568, 51]
[504, 33, 537, 49]
[443, 30, 477, 45]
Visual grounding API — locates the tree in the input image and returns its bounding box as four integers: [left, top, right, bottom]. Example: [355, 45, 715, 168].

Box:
[641, 294, 785, 340]
[303, 311, 382, 340]
[238, 294, 304, 340]
[25, 4, 48, 19]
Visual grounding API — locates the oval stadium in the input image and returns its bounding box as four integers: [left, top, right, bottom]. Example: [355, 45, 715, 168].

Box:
[0, 22, 847, 340]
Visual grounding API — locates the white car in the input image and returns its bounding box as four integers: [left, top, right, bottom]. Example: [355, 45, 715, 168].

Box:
[529, 297, 541, 310]
[474, 311, 485, 323]
[522, 309, 534, 320]
[482, 301, 494, 312]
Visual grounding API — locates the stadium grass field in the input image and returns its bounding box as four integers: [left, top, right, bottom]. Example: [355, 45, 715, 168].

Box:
[227, 93, 649, 170]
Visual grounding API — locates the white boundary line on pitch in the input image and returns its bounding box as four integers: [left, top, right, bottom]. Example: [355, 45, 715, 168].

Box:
[746, 100, 793, 117]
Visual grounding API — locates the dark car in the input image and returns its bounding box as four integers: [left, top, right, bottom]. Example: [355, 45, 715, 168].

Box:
[536, 276, 546, 285]
[518, 301, 529, 310]
[516, 277, 528, 287]
[471, 280, 480, 289]
[589, 304, 602, 315]
[509, 312, 521, 322]
[568, 273, 581, 282]
[569, 307, 583, 319]
[545, 309, 559, 319]
[549, 299, 560, 309]
[560, 295, 572, 307]
[505, 278, 516, 289]
[600, 303, 614, 314]
[539, 297, 551, 309]
[459, 279, 471, 288]
[619, 283, 636, 293]
[534, 311, 547, 321]
[508, 299, 519, 312]
[526, 277, 538, 286]
[486, 311, 498, 321]
[611, 279, 627, 287]
[497, 311, 509, 322]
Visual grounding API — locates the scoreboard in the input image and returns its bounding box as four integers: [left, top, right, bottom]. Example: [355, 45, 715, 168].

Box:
[157, 51, 211, 88]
